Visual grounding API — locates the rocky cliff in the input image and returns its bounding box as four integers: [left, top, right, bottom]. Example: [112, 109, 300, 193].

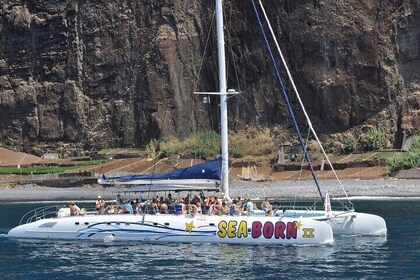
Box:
[0, 0, 419, 154]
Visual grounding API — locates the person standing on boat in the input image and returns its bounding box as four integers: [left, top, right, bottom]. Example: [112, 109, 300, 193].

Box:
[124, 200, 134, 214]
[244, 198, 254, 214]
[116, 194, 124, 206]
[95, 196, 105, 214]
[221, 193, 232, 206]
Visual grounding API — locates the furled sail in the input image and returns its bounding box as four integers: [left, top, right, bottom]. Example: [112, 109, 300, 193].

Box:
[98, 156, 222, 185]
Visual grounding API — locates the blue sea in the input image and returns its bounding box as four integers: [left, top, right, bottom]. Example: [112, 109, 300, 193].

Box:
[0, 200, 418, 279]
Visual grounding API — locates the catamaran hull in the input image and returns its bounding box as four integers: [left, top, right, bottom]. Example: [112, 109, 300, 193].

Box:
[282, 210, 387, 236]
[324, 212, 387, 235]
[8, 214, 333, 245]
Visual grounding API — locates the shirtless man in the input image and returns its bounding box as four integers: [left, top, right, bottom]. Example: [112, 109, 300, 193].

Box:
[95, 196, 105, 214]
[69, 202, 80, 216]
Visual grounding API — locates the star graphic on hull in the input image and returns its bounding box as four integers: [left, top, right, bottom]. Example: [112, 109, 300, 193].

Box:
[294, 220, 303, 229]
[185, 221, 195, 233]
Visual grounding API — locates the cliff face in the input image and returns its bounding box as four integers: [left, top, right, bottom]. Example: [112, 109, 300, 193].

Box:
[0, 0, 419, 153]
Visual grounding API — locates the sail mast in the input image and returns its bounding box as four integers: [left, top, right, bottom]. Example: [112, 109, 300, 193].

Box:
[215, 0, 229, 196]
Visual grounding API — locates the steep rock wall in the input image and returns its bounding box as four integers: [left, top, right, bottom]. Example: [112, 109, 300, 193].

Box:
[0, 0, 418, 152]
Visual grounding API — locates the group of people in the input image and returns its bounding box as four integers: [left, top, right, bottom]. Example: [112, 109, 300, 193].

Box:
[69, 193, 276, 217]
[205, 195, 274, 216]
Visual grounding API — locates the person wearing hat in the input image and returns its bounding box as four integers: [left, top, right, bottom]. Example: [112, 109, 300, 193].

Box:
[95, 196, 105, 214]
[221, 193, 232, 206]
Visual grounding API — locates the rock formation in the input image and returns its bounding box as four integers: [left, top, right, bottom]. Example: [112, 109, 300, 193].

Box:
[0, 0, 418, 153]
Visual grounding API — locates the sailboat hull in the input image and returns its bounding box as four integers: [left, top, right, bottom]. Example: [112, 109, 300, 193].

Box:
[281, 210, 387, 236]
[325, 212, 387, 235]
[8, 213, 334, 245]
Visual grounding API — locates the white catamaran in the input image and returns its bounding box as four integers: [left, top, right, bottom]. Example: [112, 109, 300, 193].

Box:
[8, 0, 335, 245]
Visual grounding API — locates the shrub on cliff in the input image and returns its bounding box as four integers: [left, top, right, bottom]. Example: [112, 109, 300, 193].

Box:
[365, 127, 385, 151]
[343, 135, 358, 153]
[388, 134, 420, 171]
[155, 128, 277, 159]
[157, 130, 220, 159]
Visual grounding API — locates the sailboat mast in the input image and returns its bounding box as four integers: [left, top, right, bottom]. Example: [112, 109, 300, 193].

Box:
[215, 0, 229, 197]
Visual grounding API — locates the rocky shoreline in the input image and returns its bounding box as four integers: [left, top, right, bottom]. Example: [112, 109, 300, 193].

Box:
[1, 178, 419, 203]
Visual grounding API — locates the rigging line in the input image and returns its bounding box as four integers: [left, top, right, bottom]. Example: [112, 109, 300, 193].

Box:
[298, 127, 312, 181]
[223, 3, 242, 92]
[257, 0, 352, 207]
[250, 0, 324, 202]
[193, 10, 215, 92]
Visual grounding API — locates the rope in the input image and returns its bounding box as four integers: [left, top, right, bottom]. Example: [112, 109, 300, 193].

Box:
[256, 0, 352, 208]
[251, 0, 324, 202]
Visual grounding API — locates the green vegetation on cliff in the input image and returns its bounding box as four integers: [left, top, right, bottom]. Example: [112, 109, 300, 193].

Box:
[387, 135, 420, 171]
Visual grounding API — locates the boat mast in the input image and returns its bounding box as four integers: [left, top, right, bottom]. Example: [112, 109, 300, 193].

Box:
[216, 0, 229, 197]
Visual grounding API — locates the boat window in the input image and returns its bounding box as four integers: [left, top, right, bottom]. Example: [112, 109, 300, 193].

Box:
[164, 223, 170, 226]
[153, 223, 158, 226]
[38, 222, 57, 228]
[84, 222, 89, 225]
[209, 223, 215, 226]
[106, 222, 111, 225]
[75, 222, 79, 225]
[125, 223, 130, 226]
[116, 222, 120, 225]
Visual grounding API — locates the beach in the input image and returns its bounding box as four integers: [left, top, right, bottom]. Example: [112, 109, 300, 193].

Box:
[1, 178, 419, 202]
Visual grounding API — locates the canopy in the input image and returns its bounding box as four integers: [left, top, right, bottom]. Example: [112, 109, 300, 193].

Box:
[98, 156, 222, 185]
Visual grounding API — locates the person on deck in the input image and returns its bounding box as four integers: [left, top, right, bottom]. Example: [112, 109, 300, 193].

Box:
[160, 201, 169, 214]
[221, 202, 229, 215]
[95, 196, 105, 214]
[261, 198, 272, 213]
[69, 202, 80, 216]
[116, 194, 124, 206]
[124, 200, 133, 214]
[243, 198, 254, 214]
[221, 193, 232, 206]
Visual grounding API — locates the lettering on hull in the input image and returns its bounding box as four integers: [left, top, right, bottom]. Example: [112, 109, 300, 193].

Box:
[217, 220, 315, 240]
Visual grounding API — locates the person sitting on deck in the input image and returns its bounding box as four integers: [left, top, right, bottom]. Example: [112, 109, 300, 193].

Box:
[124, 200, 133, 214]
[174, 199, 186, 214]
[229, 201, 240, 216]
[148, 198, 159, 214]
[188, 203, 200, 215]
[167, 193, 174, 204]
[69, 202, 80, 216]
[204, 195, 213, 213]
[261, 198, 272, 213]
[105, 204, 116, 214]
[221, 202, 229, 215]
[160, 201, 169, 214]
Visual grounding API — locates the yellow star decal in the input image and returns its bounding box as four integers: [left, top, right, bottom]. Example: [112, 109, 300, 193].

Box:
[185, 221, 195, 233]
[294, 220, 303, 229]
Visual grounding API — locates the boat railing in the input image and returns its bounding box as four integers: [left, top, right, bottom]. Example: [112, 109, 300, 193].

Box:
[274, 200, 353, 212]
[19, 205, 63, 225]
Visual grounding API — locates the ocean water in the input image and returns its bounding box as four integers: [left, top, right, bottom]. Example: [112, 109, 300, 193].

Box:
[0, 200, 418, 280]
